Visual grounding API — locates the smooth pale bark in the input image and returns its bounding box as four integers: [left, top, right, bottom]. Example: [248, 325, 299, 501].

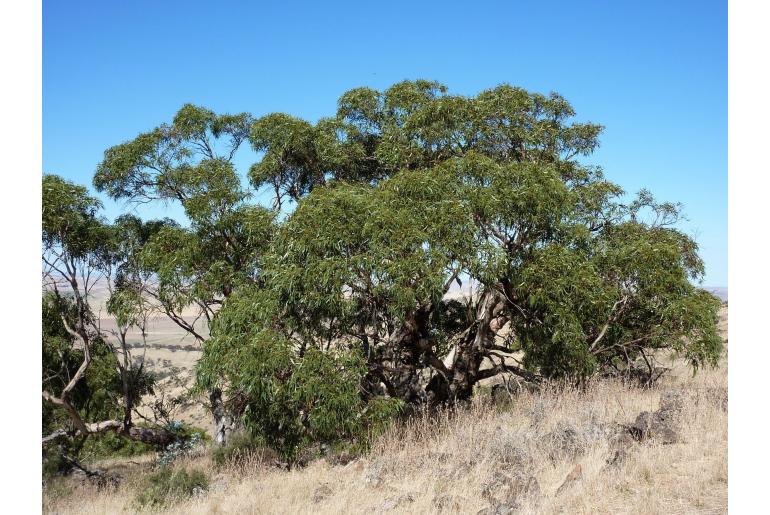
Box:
[210, 387, 234, 444]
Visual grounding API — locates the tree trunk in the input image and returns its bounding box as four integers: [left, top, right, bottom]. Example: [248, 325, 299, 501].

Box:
[443, 288, 506, 401]
[370, 289, 509, 408]
[210, 387, 234, 445]
[379, 302, 436, 405]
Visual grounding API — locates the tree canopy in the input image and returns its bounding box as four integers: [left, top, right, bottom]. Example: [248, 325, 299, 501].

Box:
[57, 80, 723, 459]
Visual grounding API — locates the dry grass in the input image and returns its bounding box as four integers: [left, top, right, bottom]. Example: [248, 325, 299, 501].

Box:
[43, 309, 727, 515]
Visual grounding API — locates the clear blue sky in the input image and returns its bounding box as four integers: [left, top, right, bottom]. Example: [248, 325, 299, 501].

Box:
[43, 0, 727, 286]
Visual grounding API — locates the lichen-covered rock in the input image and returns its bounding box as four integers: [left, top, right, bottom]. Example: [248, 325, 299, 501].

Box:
[629, 408, 678, 444]
[481, 469, 540, 506]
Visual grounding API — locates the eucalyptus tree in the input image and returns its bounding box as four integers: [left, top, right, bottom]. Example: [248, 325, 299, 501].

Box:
[200, 80, 721, 430]
[41, 175, 165, 445]
[90, 81, 722, 458]
[93, 105, 276, 442]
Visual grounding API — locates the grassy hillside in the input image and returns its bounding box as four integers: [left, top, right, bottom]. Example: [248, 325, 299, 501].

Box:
[43, 307, 727, 514]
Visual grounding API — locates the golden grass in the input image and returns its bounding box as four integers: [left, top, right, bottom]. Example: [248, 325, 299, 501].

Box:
[44, 310, 727, 515]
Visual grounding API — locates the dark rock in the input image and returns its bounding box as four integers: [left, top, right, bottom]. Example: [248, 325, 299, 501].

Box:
[629, 410, 677, 444]
[627, 390, 683, 444]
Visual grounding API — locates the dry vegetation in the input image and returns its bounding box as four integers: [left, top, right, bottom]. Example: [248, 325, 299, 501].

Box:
[43, 307, 727, 515]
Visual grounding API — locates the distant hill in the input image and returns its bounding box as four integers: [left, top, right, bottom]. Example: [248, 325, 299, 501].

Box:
[705, 287, 728, 301]
[446, 280, 728, 303]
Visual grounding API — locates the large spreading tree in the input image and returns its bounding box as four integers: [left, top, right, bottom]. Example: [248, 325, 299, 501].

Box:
[70, 80, 721, 456]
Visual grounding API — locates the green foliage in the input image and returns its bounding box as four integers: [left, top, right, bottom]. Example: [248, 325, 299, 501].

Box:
[198, 319, 402, 461]
[42, 174, 110, 262]
[88, 80, 722, 461]
[42, 293, 130, 433]
[135, 467, 209, 509]
[94, 104, 253, 205]
[94, 105, 277, 329]
[42, 175, 171, 481]
[42, 290, 156, 470]
[165, 421, 210, 443]
[156, 422, 209, 466]
[42, 448, 71, 479]
[79, 431, 156, 461]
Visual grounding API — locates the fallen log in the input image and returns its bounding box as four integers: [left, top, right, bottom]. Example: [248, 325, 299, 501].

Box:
[42, 420, 175, 446]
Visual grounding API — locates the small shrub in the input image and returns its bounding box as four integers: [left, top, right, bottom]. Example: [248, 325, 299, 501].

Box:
[166, 421, 210, 443]
[135, 467, 209, 508]
[157, 422, 209, 466]
[157, 435, 203, 467]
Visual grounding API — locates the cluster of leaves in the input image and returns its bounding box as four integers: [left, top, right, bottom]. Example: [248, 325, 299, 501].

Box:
[197, 311, 403, 460]
[78, 431, 157, 462]
[134, 467, 209, 509]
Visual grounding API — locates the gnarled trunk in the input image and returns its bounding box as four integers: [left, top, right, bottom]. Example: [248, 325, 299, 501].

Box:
[372, 288, 516, 409]
[443, 288, 507, 402]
